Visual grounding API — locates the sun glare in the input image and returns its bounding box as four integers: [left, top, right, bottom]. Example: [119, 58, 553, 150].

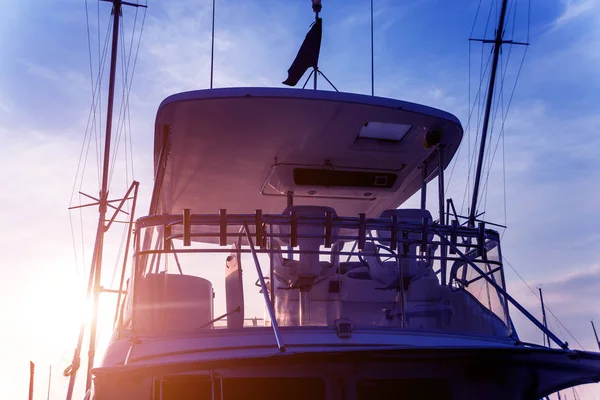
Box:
[17, 263, 118, 367]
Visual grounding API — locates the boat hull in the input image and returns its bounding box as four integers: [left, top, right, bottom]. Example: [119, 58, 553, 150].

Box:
[92, 330, 600, 399]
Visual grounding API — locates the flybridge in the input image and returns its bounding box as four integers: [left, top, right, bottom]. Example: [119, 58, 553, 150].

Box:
[150, 87, 463, 217]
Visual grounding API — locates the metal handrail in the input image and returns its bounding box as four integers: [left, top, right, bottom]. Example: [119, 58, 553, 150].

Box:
[437, 231, 569, 349]
[242, 222, 286, 353]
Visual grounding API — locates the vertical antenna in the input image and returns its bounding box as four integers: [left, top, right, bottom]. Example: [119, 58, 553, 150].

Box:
[592, 320, 600, 351]
[538, 286, 552, 400]
[47, 365, 52, 400]
[538, 287, 549, 347]
[210, 0, 216, 89]
[29, 361, 35, 400]
[468, 0, 509, 225]
[370, 0, 374, 96]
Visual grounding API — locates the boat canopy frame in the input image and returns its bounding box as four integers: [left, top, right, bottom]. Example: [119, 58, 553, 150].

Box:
[119, 209, 569, 351]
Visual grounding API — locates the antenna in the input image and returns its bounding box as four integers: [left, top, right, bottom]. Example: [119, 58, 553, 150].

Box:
[47, 365, 52, 400]
[592, 320, 600, 351]
[28, 361, 34, 400]
[538, 287, 550, 347]
[370, 0, 374, 96]
[210, 0, 216, 88]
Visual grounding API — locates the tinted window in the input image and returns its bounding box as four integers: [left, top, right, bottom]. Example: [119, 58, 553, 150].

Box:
[357, 378, 451, 400]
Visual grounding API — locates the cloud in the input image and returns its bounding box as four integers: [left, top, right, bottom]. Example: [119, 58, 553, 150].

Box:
[553, 0, 598, 28]
[0, 98, 11, 114]
[3, 1, 600, 398]
[19, 59, 63, 81]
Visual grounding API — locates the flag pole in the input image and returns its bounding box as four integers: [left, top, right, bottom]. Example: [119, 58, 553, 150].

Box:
[282, 0, 325, 88]
[312, 0, 321, 90]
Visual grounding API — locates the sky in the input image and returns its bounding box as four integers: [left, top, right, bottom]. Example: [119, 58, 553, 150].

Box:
[0, 0, 599, 399]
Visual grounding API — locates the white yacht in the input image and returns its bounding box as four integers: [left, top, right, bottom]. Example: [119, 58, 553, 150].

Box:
[63, 1, 600, 399]
[84, 87, 600, 399]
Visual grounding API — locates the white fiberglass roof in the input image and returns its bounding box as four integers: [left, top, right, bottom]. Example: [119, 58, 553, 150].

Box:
[151, 87, 463, 218]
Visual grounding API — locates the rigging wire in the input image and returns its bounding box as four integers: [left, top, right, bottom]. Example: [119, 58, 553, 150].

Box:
[445, 49, 493, 196]
[478, 49, 506, 213]
[107, 13, 131, 186]
[69, 14, 114, 206]
[69, 11, 114, 277]
[124, 3, 147, 182]
[107, 14, 137, 291]
[69, 0, 147, 294]
[481, 3, 527, 229]
[454, 50, 493, 206]
[460, 0, 496, 217]
[454, 0, 497, 215]
[101, 1, 146, 290]
[469, 0, 485, 37]
[503, 256, 585, 350]
[126, 1, 147, 181]
[84, 0, 95, 131]
[480, 45, 529, 224]
[95, 0, 103, 189]
[108, 3, 146, 187]
[454, 0, 486, 208]
[478, 0, 519, 215]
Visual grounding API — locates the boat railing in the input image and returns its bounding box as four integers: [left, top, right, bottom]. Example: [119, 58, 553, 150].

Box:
[119, 209, 566, 349]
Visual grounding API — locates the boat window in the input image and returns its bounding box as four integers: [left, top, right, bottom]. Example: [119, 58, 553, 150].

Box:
[358, 121, 412, 142]
[449, 241, 510, 335]
[155, 375, 326, 400]
[357, 378, 451, 400]
[293, 168, 397, 189]
[128, 211, 512, 339]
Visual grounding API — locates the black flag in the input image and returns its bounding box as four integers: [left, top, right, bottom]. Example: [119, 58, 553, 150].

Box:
[283, 18, 322, 87]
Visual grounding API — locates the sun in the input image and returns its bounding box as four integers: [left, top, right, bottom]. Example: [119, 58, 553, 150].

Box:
[18, 263, 118, 365]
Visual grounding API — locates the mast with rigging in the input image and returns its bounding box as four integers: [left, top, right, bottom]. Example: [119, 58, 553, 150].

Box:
[468, 0, 528, 225]
[64, 1, 145, 398]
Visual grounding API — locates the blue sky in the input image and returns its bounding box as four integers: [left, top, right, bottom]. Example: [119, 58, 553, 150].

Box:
[1, 0, 599, 399]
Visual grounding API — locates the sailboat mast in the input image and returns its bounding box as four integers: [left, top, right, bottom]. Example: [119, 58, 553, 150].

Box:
[85, 0, 122, 392]
[65, 1, 124, 398]
[468, 0, 509, 225]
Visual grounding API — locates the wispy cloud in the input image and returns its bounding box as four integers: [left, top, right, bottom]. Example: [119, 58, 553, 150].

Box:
[19, 59, 62, 82]
[2, 1, 600, 398]
[553, 0, 598, 29]
[0, 98, 11, 114]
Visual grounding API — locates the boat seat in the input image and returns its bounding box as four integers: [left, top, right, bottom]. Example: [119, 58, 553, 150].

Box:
[405, 268, 450, 330]
[133, 273, 214, 334]
[274, 205, 340, 284]
[361, 241, 400, 287]
[377, 208, 436, 276]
